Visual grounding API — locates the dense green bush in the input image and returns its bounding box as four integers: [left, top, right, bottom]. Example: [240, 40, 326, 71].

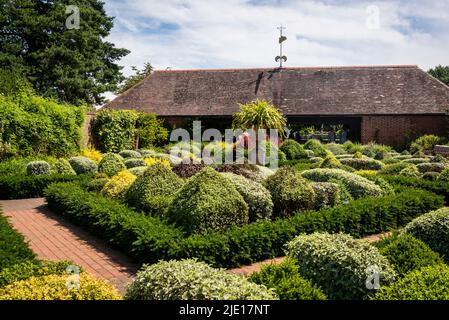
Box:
[127, 166, 148, 176]
[119, 150, 142, 159]
[264, 166, 315, 218]
[92, 109, 139, 153]
[126, 163, 184, 215]
[439, 167, 449, 182]
[98, 153, 126, 177]
[220, 172, 273, 222]
[101, 170, 136, 200]
[340, 158, 384, 171]
[377, 234, 443, 278]
[249, 258, 327, 300]
[372, 264, 449, 300]
[286, 232, 396, 300]
[379, 162, 411, 175]
[172, 163, 206, 178]
[86, 178, 109, 192]
[301, 168, 383, 199]
[167, 167, 249, 235]
[310, 182, 342, 210]
[303, 139, 328, 157]
[68, 156, 98, 175]
[0, 174, 90, 199]
[0, 273, 121, 300]
[325, 143, 347, 156]
[124, 158, 146, 169]
[403, 207, 449, 261]
[416, 162, 446, 173]
[0, 211, 37, 271]
[135, 112, 169, 148]
[280, 140, 307, 160]
[52, 159, 76, 175]
[0, 93, 84, 158]
[409, 135, 442, 154]
[399, 165, 420, 178]
[26, 161, 51, 175]
[125, 259, 277, 300]
[318, 153, 343, 169]
[423, 172, 440, 181]
[402, 158, 430, 165]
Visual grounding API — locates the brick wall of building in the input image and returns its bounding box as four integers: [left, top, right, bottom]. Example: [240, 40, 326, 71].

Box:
[361, 115, 448, 148]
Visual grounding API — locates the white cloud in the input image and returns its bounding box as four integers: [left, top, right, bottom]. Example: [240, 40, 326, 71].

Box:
[103, 0, 449, 88]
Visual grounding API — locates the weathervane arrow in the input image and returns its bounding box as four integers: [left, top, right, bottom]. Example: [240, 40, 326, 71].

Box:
[275, 25, 287, 67]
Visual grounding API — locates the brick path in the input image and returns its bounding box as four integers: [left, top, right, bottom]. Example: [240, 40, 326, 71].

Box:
[0, 198, 138, 294]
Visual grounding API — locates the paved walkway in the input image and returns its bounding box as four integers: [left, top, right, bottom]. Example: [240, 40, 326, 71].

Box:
[0, 198, 138, 294]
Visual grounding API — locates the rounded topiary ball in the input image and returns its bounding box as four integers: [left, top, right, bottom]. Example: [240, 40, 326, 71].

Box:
[167, 167, 249, 235]
[124, 158, 146, 169]
[26, 161, 51, 176]
[52, 159, 76, 175]
[280, 139, 307, 160]
[119, 150, 141, 159]
[68, 156, 98, 175]
[98, 153, 126, 177]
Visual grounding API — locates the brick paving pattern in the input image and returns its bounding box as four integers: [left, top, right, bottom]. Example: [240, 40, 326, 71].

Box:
[0, 198, 138, 294]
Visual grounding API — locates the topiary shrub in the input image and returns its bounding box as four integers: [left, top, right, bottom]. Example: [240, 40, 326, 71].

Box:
[264, 166, 315, 218]
[126, 163, 184, 215]
[215, 164, 259, 181]
[303, 139, 328, 157]
[301, 168, 383, 199]
[127, 166, 148, 177]
[101, 170, 136, 200]
[309, 157, 323, 164]
[305, 150, 315, 158]
[399, 165, 420, 178]
[377, 234, 443, 278]
[378, 162, 412, 175]
[125, 259, 277, 300]
[438, 167, 449, 182]
[249, 258, 327, 300]
[80, 148, 102, 163]
[172, 163, 206, 178]
[52, 159, 76, 175]
[416, 163, 446, 174]
[143, 157, 171, 169]
[335, 154, 353, 160]
[0, 273, 121, 300]
[119, 150, 141, 159]
[325, 143, 347, 156]
[68, 156, 98, 175]
[409, 135, 442, 155]
[26, 161, 51, 176]
[340, 158, 385, 171]
[402, 158, 431, 165]
[372, 264, 449, 300]
[86, 178, 109, 192]
[403, 207, 449, 261]
[167, 167, 248, 235]
[310, 182, 341, 210]
[124, 158, 146, 169]
[220, 172, 273, 222]
[280, 139, 307, 160]
[286, 232, 396, 300]
[318, 154, 343, 169]
[423, 172, 440, 181]
[381, 157, 400, 164]
[98, 153, 126, 177]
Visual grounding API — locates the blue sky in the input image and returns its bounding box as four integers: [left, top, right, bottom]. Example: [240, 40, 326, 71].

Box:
[103, 0, 449, 76]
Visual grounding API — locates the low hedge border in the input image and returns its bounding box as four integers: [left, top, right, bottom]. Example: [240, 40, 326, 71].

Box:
[44, 183, 444, 268]
[0, 174, 91, 200]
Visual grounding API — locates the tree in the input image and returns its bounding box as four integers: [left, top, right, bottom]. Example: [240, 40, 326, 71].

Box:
[136, 112, 169, 148]
[428, 65, 449, 87]
[116, 62, 153, 95]
[0, 0, 129, 105]
[232, 99, 287, 136]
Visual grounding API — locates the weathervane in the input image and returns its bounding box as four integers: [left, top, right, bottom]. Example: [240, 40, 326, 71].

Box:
[275, 25, 287, 68]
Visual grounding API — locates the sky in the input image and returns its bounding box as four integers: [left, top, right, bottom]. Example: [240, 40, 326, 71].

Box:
[102, 0, 449, 97]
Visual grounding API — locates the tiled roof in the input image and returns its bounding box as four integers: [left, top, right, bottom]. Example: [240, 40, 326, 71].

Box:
[103, 65, 449, 116]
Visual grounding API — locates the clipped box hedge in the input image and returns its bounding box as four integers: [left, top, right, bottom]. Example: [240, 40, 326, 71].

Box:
[0, 174, 91, 200]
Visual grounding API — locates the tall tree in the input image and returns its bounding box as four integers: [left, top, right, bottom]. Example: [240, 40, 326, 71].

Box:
[116, 62, 153, 94]
[428, 65, 449, 87]
[0, 0, 129, 105]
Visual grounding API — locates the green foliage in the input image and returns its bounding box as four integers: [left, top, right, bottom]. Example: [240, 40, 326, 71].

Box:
[310, 182, 342, 210]
[0, 174, 90, 200]
[98, 153, 126, 177]
[26, 161, 51, 175]
[301, 168, 383, 199]
[378, 234, 443, 278]
[416, 162, 446, 173]
[342, 141, 364, 154]
[220, 172, 273, 222]
[119, 150, 142, 159]
[52, 159, 76, 175]
[92, 109, 139, 153]
[362, 142, 393, 158]
[439, 167, 449, 182]
[0, 211, 37, 271]
[127, 166, 148, 177]
[372, 264, 449, 300]
[86, 178, 109, 192]
[286, 232, 396, 300]
[399, 165, 420, 178]
[340, 158, 385, 171]
[303, 139, 328, 157]
[101, 170, 136, 200]
[423, 172, 440, 181]
[428, 65, 449, 86]
[410, 135, 442, 154]
[280, 139, 307, 160]
[325, 143, 347, 156]
[0, 93, 84, 158]
[249, 258, 327, 300]
[116, 63, 153, 95]
[0, 273, 121, 300]
[125, 259, 277, 300]
[318, 153, 343, 169]
[68, 156, 98, 175]
[136, 112, 169, 148]
[264, 166, 315, 218]
[125, 163, 184, 215]
[402, 158, 430, 165]
[0, 0, 129, 105]
[379, 162, 412, 175]
[404, 207, 449, 261]
[124, 158, 146, 169]
[167, 167, 249, 235]
[232, 99, 287, 137]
